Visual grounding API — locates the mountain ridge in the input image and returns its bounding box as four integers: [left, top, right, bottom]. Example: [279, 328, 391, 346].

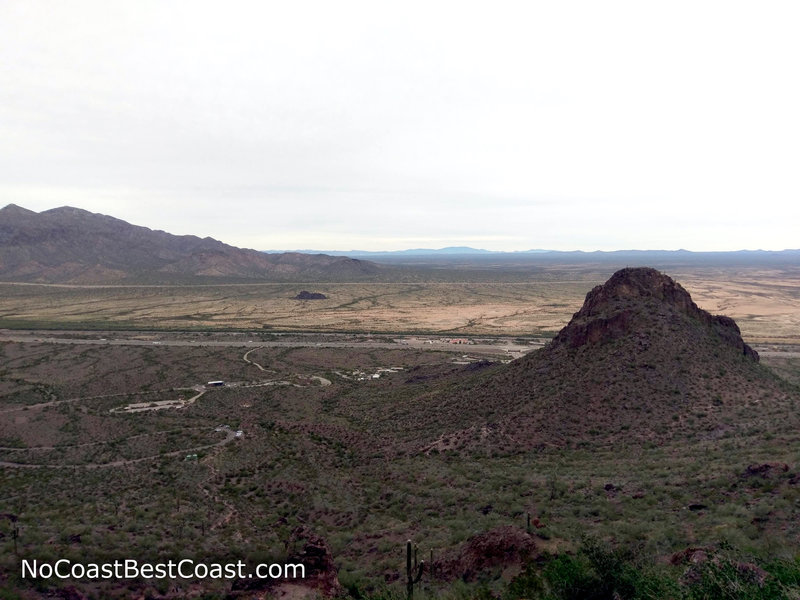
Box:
[0, 204, 380, 283]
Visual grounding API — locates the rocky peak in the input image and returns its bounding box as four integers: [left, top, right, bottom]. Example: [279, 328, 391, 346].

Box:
[578, 267, 699, 318]
[0, 203, 38, 224]
[553, 267, 758, 361]
[0, 203, 35, 215]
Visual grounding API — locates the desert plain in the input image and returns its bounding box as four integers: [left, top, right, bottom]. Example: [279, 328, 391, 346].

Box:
[1, 264, 799, 344]
[1, 259, 800, 599]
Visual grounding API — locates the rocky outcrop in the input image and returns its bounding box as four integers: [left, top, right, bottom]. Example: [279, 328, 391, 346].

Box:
[438, 526, 537, 582]
[578, 267, 700, 317]
[742, 463, 790, 479]
[553, 267, 758, 361]
[284, 526, 341, 594]
[295, 291, 327, 300]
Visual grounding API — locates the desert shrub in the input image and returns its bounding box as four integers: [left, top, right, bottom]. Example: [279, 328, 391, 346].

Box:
[506, 539, 677, 600]
[503, 562, 545, 599]
[539, 553, 598, 599]
[685, 552, 800, 600]
[686, 560, 778, 599]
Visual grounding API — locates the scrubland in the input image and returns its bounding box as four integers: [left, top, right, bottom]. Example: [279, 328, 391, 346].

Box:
[1, 341, 799, 598]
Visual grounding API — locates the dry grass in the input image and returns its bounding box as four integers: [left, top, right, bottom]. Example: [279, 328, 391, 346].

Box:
[0, 281, 584, 335]
[1, 265, 798, 342]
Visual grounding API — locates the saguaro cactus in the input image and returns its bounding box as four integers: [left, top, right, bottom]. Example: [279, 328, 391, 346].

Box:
[406, 540, 424, 599]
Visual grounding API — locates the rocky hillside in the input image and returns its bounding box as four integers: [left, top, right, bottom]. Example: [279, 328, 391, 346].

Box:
[404, 268, 794, 452]
[0, 204, 379, 283]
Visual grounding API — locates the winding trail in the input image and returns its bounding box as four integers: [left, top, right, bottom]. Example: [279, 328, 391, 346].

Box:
[242, 347, 275, 372]
[0, 346, 334, 470]
[0, 429, 236, 469]
[241, 347, 331, 386]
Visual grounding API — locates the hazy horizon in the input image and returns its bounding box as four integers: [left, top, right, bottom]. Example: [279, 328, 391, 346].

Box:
[2, 2, 798, 252]
[5, 201, 800, 255]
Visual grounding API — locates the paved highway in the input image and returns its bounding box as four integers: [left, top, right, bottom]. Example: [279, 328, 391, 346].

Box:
[0, 331, 540, 356]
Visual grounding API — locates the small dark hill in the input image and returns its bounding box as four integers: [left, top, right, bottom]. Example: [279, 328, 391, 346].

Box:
[0, 204, 380, 283]
[295, 291, 327, 300]
[400, 268, 794, 453]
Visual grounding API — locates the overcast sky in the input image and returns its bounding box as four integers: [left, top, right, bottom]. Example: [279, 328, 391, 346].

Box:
[1, 1, 798, 251]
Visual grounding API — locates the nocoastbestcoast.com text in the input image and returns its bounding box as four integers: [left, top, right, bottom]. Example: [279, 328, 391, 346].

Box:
[21, 558, 305, 581]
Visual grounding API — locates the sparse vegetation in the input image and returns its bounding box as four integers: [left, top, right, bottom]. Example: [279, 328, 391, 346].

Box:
[1, 262, 798, 341]
[1, 336, 799, 598]
[1, 267, 799, 598]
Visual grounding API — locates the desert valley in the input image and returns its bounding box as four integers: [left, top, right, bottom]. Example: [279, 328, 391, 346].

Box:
[1, 206, 799, 599]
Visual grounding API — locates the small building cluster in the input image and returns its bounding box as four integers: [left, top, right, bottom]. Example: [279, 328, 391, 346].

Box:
[334, 367, 404, 382]
[214, 424, 243, 438]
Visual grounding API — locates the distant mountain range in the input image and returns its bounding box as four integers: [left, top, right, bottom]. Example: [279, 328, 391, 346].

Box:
[264, 246, 800, 262]
[264, 246, 507, 256]
[3, 204, 797, 284]
[0, 204, 379, 284]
